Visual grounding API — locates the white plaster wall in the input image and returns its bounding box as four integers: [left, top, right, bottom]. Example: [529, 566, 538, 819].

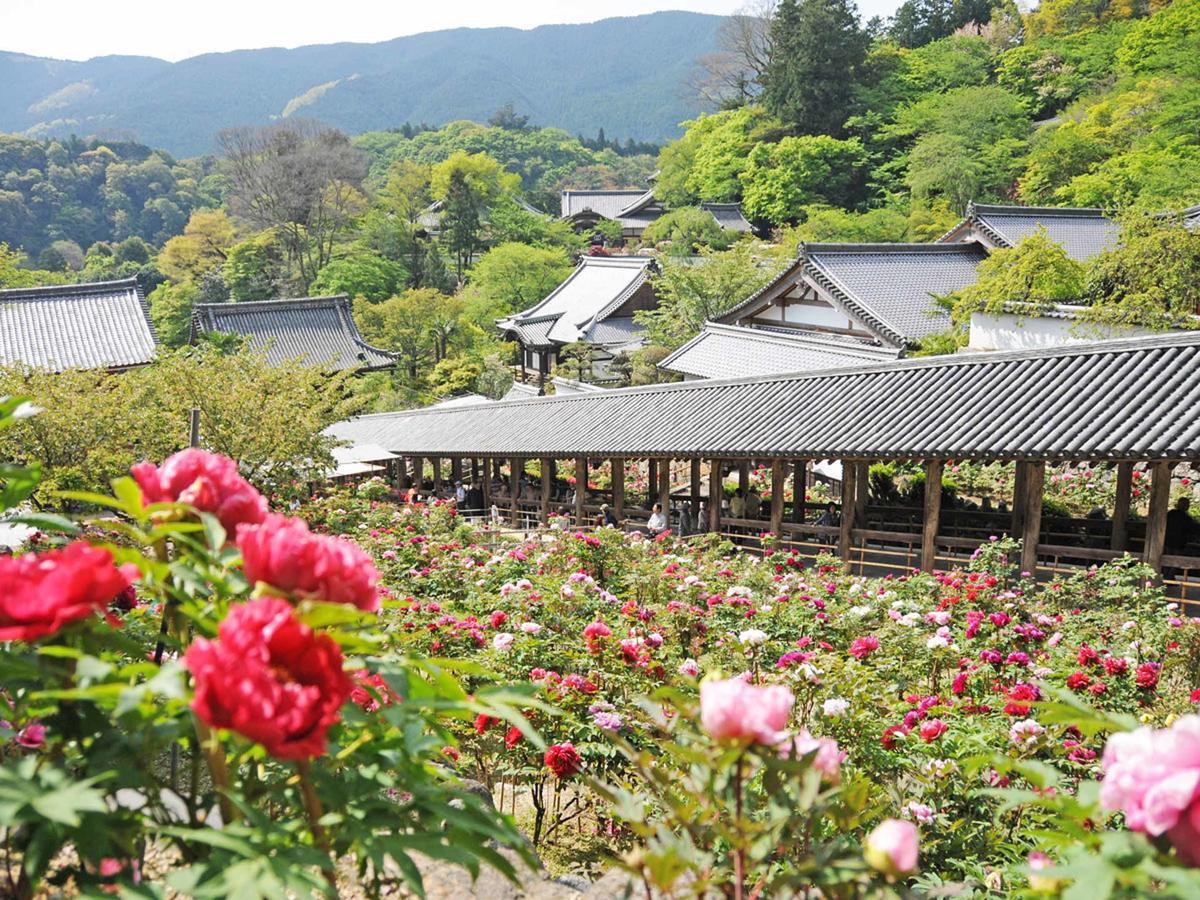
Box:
[967, 312, 1164, 352]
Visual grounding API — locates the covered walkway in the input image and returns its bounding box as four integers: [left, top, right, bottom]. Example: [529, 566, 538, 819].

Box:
[327, 333, 1200, 598]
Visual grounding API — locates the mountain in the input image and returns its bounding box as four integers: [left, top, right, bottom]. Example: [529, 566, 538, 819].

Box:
[0, 12, 723, 157]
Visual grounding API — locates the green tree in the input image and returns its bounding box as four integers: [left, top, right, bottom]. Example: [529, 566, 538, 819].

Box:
[308, 250, 408, 302]
[465, 243, 573, 317]
[941, 228, 1085, 325]
[147, 281, 201, 347]
[353, 289, 451, 381]
[442, 170, 482, 281]
[641, 208, 740, 254]
[1082, 214, 1200, 329]
[740, 135, 869, 224]
[636, 242, 782, 349]
[157, 209, 235, 283]
[761, 0, 871, 135]
[224, 231, 285, 302]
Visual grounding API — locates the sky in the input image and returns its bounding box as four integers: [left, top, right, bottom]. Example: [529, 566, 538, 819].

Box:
[5, 0, 903, 62]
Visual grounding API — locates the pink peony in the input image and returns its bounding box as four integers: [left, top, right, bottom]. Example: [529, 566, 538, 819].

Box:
[236, 514, 380, 612]
[865, 818, 919, 877]
[1100, 715, 1200, 863]
[132, 449, 267, 538]
[784, 728, 845, 781]
[849, 635, 880, 660]
[700, 677, 793, 745]
[919, 719, 948, 742]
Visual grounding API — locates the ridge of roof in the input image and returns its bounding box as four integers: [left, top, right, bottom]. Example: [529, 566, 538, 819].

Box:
[0, 276, 141, 300]
[615, 188, 659, 218]
[800, 241, 989, 256]
[339, 330, 1200, 425]
[503, 255, 656, 325]
[194, 294, 351, 315]
[699, 322, 899, 355]
[970, 202, 1109, 219]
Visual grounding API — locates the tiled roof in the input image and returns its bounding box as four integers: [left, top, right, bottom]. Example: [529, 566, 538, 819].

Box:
[582, 316, 643, 348]
[701, 202, 754, 233]
[952, 202, 1121, 261]
[192, 296, 395, 372]
[326, 332, 1200, 463]
[1184, 204, 1200, 231]
[0, 277, 157, 371]
[561, 190, 650, 220]
[502, 315, 559, 349]
[659, 323, 902, 380]
[803, 242, 986, 346]
[498, 257, 655, 347]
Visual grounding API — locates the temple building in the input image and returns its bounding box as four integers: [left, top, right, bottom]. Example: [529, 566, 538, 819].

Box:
[938, 202, 1120, 260]
[0, 277, 157, 372]
[560, 188, 754, 240]
[497, 256, 658, 384]
[191, 295, 396, 373]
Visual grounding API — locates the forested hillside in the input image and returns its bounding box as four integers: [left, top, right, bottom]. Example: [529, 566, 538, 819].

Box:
[0, 12, 722, 155]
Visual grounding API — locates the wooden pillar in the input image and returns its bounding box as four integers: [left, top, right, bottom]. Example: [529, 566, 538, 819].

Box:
[540, 457, 553, 525]
[738, 461, 750, 497]
[839, 460, 857, 570]
[792, 460, 807, 524]
[921, 459, 943, 573]
[1016, 461, 1045, 576]
[1010, 461, 1028, 538]
[471, 459, 480, 483]
[481, 459, 492, 510]
[396, 458, 410, 491]
[1111, 461, 1133, 552]
[708, 460, 723, 533]
[411, 457, 423, 489]
[575, 457, 587, 524]
[658, 459, 671, 511]
[451, 458, 462, 485]
[690, 458, 703, 522]
[770, 460, 786, 535]
[1143, 461, 1173, 572]
[854, 461, 869, 524]
[612, 458, 625, 522]
[509, 457, 522, 526]
[432, 458, 443, 494]
[647, 460, 657, 508]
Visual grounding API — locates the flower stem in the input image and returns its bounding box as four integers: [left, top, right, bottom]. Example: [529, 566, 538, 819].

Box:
[733, 753, 746, 900]
[193, 717, 236, 826]
[296, 760, 337, 891]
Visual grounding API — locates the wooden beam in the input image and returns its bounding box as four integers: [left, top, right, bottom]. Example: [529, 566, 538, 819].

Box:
[540, 457, 552, 525]
[1143, 461, 1173, 572]
[770, 461, 786, 535]
[612, 458, 625, 522]
[1018, 461, 1045, 577]
[1111, 462, 1133, 552]
[509, 457, 522, 527]
[690, 458, 703, 522]
[921, 459, 943, 573]
[708, 460, 723, 533]
[575, 457, 588, 524]
[792, 460, 807, 524]
[839, 461, 857, 570]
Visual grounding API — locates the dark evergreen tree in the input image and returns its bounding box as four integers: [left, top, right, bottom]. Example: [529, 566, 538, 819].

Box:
[442, 170, 481, 281]
[761, 0, 870, 136]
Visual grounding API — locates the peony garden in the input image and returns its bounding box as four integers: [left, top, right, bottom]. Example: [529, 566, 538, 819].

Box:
[4, 394, 1200, 898]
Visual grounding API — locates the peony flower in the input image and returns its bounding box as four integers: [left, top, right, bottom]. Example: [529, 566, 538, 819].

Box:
[849, 635, 880, 660]
[592, 710, 624, 731]
[132, 449, 267, 538]
[700, 677, 793, 745]
[350, 670, 396, 712]
[865, 819, 919, 877]
[1028, 851, 1062, 891]
[823, 697, 850, 717]
[738, 628, 767, 646]
[1010, 718, 1045, 746]
[185, 597, 352, 760]
[919, 719, 948, 742]
[16, 723, 46, 749]
[678, 658, 700, 677]
[544, 742, 582, 778]
[0, 542, 137, 642]
[493, 632, 514, 651]
[237, 514, 380, 612]
[903, 801, 934, 824]
[784, 729, 845, 781]
[520, 621, 543, 634]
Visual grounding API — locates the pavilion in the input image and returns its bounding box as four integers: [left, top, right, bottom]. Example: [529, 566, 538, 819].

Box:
[191, 295, 396, 373]
[497, 256, 658, 384]
[328, 332, 1200, 598]
[0, 277, 158, 372]
[560, 189, 755, 240]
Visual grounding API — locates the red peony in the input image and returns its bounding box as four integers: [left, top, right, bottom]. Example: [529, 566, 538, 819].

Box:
[544, 742, 583, 778]
[1136, 662, 1161, 691]
[1066, 671, 1091, 691]
[350, 670, 396, 712]
[0, 542, 137, 641]
[237, 514, 380, 612]
[132, 449, 267, 538]
[919, 719, 948, 742]
[185, 597, 353, 760]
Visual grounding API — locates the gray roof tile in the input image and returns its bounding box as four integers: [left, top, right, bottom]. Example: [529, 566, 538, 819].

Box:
[560, 190, 651, 219]
[327, 332, 1200, 463]
[0, 277, 157, 371]
[660, 323, 901, 380]
[958, 203, 1121, 261]
[701, 202, 754, 232]
[192, 296, 395, 372]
